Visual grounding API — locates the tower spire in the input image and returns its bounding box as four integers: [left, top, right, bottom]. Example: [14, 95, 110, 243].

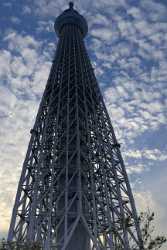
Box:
[69, 1, 74, 9]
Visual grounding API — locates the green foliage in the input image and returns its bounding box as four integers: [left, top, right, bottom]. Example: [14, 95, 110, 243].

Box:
[0, 240, 41, 250]
[139, 210, 166, 250]
[0, 211, 166, 250]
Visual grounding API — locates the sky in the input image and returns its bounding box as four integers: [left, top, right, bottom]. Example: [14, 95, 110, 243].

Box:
[0, 0, 167, 246]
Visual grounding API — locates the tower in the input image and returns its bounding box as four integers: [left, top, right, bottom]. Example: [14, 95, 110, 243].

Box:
[7, 3, 143, 250]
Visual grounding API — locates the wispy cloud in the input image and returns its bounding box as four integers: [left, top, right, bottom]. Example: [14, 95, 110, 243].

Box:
[0, 31, 53, 232]
[125, 149, 167, 161]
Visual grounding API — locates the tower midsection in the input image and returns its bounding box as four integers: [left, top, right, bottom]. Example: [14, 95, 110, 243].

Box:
[50, 24, 91, 249]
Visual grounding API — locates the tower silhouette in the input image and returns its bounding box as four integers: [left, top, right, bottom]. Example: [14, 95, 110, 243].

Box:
[8, 3, 143, 250]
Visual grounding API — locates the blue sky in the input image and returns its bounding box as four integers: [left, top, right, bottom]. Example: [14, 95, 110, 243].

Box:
[0, 0, 167, 246]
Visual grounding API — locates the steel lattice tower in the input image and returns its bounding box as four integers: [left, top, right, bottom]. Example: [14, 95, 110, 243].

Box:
[8, 3, 143, 250]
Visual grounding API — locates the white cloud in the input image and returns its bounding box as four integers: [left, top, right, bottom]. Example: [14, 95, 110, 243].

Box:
[33, 0, 67, 17]
[0, 31, 53, 234]
[127, 7, 143, 20]
[0, 86, 16, 117]
[91, 28, 113, 41]
[143, 149, 167, 161]
[127, 164, 145, 175]
[4, 32, 40, 51]
[134, 189, 167, 243]
[37, 20, 55, 33]
[0, 50, 11, 77]
[89, 13, 110, 27]
[93, 0, 127, 9]
[1, 31, 52, 98]
[104, 79, 167, 141]
[124, 149, 167, 162]
[134, 191, 158, 212]
[140, 0, 167, 22]
[125, 150, 142, 159]
[22, 5, 32, 14]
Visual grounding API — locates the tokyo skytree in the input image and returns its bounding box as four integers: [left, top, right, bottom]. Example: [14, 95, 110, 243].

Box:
[7, 2, 143, 250]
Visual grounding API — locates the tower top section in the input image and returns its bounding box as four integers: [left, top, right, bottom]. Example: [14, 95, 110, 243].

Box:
[54, 2, 88, 38]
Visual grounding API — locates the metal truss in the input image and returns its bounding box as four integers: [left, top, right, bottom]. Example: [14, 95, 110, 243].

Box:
[7, 17, 144, 250]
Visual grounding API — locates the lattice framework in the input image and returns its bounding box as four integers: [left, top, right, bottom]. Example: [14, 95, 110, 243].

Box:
[8, 4, 143, 250]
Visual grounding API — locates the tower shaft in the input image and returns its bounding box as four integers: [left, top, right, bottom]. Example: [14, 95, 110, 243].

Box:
[8, 4, 143, 250]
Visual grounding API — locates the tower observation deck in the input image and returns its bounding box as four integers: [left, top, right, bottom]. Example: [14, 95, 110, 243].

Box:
[7, 3, 143, 250]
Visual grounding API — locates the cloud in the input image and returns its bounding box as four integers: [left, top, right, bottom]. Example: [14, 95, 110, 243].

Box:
[37, 20, 55, 33]
[1, 31, 52, 98]
[143, 149, 167, 161]
[134, 191, 156, 212]
[4, 32, 40, 51]
[127, 164, 145, 175]
[32, 0, 67, 17]
[134, 190, 167, 239]
[2, 2, 12, 8]
[88, 7, 167, 143]
[10, 17, 21, 25]
[0, 50, 11, 77]
[22, 6, 32, 15]
[0, 31, 53, 235]
[140, 0, 167, 22]
[0, 85, 16, 118]
[104, 77, 167, 142]
[125, 149, 167, 162]
[91, 28, 113, 41]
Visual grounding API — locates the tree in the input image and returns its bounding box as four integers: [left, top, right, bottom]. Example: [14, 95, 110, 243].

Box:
[139, 209, 166, 250]
[0, 211, 166, 249]
[0, 241, 41, 250]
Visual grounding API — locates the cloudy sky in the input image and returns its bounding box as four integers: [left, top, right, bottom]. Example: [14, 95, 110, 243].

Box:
[0, 0, 167, 246]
